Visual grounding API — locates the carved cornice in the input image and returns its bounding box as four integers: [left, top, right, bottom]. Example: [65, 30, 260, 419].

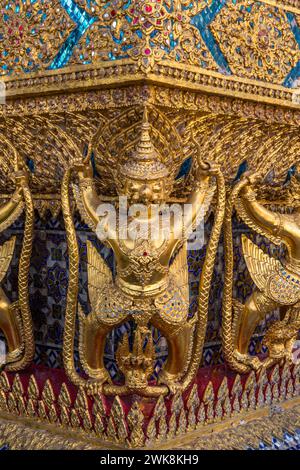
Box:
[0, 95, 299, 200]
[2, 60, 300, 111]
[2, 83, 300, 126]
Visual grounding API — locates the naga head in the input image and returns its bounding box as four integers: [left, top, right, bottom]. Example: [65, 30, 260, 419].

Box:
[117, 109, 171, 205]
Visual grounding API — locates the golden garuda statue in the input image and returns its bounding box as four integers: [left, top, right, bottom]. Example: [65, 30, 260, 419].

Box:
[223, 171, 300, 373]
[61, 109, 225, 396]
[0, 147, 34, 372]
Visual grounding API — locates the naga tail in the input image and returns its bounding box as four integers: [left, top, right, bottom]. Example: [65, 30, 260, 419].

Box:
[181, 165, 226, 391]
[222, 179, 251, 373]
[61, 168, 86, 388]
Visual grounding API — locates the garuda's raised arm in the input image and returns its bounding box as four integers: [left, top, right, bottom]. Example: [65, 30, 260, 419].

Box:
[74, 161, 101, 231]
[181, 136, 218, 236]
[73, 160, 117, 245]
[0, 170, 26, 232]
[235, 174, 282, 246]
[183, 169, 216, 235]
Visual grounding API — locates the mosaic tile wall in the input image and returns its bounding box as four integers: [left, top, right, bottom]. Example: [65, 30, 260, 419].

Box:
[253, 429, 300, 450]
[1, 1, 300, 87]
[0, 210, 281, 379]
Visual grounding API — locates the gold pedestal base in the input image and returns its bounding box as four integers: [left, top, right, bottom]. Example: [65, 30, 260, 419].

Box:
[1, 398, 300, 450]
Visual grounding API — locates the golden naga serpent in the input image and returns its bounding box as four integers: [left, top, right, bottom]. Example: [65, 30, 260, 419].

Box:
[222, 177, 252, 374]
[61, 152, 225, 395]
[6, 166, 35, 372]
[181, 162, 226, 390]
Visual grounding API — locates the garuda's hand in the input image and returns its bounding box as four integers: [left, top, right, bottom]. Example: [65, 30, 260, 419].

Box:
[244, 171, 260, 186]
[238, 171, 260, 199]
[73, 159, 93, 179]
[197, 160, 220, 178]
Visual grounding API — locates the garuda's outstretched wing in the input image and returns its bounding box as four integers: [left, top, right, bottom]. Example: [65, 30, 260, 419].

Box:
[0, 237, 16, 284]
[0, 200, 24, 235]
[236, 197, 281, 246]
[86, 240, 113, 312]
[241, 235, 280, 292]
[170, 242, 189, 300]
[170, 241, 189, 305]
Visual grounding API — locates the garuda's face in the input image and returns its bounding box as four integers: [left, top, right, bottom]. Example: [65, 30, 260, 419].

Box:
[124, 177, 167, 205]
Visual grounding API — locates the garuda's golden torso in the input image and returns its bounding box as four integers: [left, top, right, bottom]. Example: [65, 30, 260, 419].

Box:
[93, 221, 189, 326]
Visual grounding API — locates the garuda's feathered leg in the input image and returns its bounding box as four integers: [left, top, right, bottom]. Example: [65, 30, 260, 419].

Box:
[0, 238, 23, 364]
[0, 291, 20, 354]
[79, 308, 128, 383]
[79, 241, 129, 385]
[152, 315, 196, 386]
[234, 290, 279, 354]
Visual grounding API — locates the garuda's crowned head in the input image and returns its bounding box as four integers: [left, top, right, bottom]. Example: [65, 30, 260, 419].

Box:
[117, 110, 172, 205]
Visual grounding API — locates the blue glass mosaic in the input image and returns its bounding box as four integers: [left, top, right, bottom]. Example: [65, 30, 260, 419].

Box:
[1, 0, 300, 87]
[250, 429, 300, 450]
[284, 13, 300, 88]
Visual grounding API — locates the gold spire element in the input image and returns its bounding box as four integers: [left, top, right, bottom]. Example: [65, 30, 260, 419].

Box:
[121, 107, 169, 180]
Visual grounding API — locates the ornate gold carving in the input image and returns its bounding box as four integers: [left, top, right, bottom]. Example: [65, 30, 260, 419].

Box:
[41, 379, 55, 409]
[1, 1, 300, 111]
[0, 412, 273, 451]
[211, 1, 300, 84]
[38, 401, 47, 421]
[61, 107, 225, 397]
[223, 172, 300, 373]
[1, 96, 300, 209]
[127, 402, 145, 448]
[187, 384, 200, 430]
[28, 375, 39, 400]
[0, 2, 300, 449]
[0, 364, 298, 449]
[116, 326, 155, 393]
[0, 0, 74, 76]
[70, 1, 217, 74]
[74, 387, 89, 419]
[58, 383, 72, 409]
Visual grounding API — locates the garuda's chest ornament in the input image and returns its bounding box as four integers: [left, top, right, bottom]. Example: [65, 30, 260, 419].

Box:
[62, 109, 225, 396]
[223, 173, 300, 373]
[118, 235, 169, 286]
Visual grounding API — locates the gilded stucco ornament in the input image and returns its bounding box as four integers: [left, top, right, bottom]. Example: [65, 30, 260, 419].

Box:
[61, 108, 225, 396]
[69, 0, 218, 73]
[0, 0, 74, 75]
[0, 144, 34, 372]
[222, 171, 300, 373]
[210, 0, 300, 84]
[0, 0, 300, 449]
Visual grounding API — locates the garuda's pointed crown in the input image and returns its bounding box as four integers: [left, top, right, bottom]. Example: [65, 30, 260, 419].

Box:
[121, 108, 169, 181]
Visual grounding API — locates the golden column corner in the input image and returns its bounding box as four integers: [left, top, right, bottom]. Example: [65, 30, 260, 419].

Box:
[0, 0, 300, 451]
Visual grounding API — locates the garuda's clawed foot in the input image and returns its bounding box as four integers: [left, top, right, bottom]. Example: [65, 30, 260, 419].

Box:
[86, 379, 105, 396]
[233, 350, 263, 371]
[158, 370, 183, 395]
[85, 370, 111, 396]
[5, 346, 24, 365]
